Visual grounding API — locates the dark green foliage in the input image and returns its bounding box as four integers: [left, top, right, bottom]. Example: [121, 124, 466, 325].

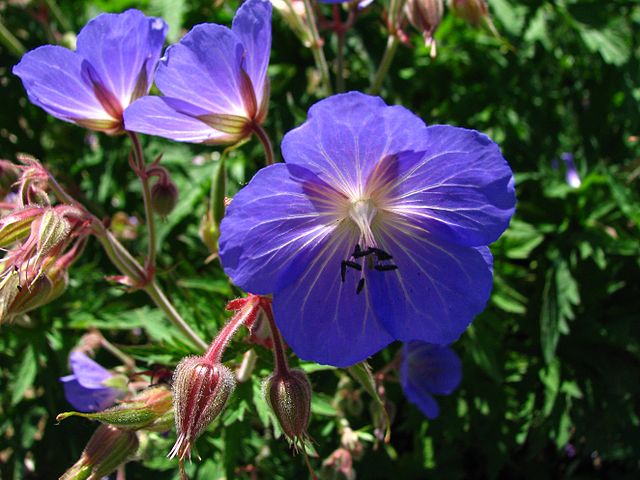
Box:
[0, 1, 639, 479]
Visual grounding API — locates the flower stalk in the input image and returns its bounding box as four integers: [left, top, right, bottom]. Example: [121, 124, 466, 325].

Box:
[301, 0, 333, 96]
[252, 123, 276, 166]
[127, 131, 157, 271]
[44, 165, 208, 351]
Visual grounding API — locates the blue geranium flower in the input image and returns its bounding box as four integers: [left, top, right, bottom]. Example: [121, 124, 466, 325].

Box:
[124, 0, 272, 144]
[400, 342, 461, 419]
[219, 92, 515, 367]
[13, 10, 167, 134]
[59, 351, 124, 412]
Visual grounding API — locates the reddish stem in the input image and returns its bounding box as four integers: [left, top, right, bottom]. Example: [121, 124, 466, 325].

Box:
[260, 298, 290, 374]
[205, 295, 261, 363]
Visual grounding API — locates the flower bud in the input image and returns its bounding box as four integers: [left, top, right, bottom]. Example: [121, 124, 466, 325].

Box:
[320, 448, 356, 480]
[150, 178, 179, 217]
[57, 385, 173, 432]
[0, 260, 68, 324]
[264, 368, 312, 444]
[405, 0, 444, 57]
[170, 356, 236, 460]
[35, 208, 70, 261]
[0, 205, 44, 248]
[447, 0, 488, 27]
[60, 425, 139, 480]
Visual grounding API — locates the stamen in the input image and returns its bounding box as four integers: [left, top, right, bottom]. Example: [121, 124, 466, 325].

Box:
[344, 261, 361, 271]
[356, 278, 365, 295]
[371, 248, 393, 261]
[374, 265, 398, 272]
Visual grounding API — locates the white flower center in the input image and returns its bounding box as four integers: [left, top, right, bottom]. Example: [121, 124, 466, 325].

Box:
[349, 198, 377, 248]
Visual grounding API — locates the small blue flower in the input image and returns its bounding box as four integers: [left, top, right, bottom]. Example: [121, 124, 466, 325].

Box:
[400, 342, 461, 419]
[561, 152, 582, 189]
[13, 10, 167, 134]
[219, 92, 515, 367]
[59, 351, 123, 412]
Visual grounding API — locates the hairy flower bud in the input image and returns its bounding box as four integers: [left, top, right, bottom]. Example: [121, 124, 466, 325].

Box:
[448, 0, 488, 27]
[264, 368, 312, 444]
[170, 356, 236, 460]
[60, 425, 139, 480]
[0, 259, 68, 324]
[405, 0, 444, 57]
[0, 205, 45, 248]
[57, 385, 173, 432]
[150, 178, 179, 217]
[35, 208, 70, 261]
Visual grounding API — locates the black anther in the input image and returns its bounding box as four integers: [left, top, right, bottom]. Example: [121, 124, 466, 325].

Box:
[356, 278, 365, 294]
[344, 260, 362, 271]
[374, 264, 398, 272]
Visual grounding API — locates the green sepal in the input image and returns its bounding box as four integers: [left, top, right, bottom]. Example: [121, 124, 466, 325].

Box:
[347, 361, 391, 442]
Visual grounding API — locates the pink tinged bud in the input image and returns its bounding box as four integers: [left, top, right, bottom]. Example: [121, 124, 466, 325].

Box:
[35, 208, 71, 261]
[0, 206, 45, 248]
[405, 0, 444, 57]
[320, 448, 356, 480]
[0, 261, 68, 324]
[60, 425, 139, 480]
[264, 368, 312, 444]
[150, 179, 179, 217]
[448, 0, 488, 27]
[170, 356, 236, 460]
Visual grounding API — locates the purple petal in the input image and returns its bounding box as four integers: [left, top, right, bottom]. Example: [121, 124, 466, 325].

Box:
[68, 350, 112, 388]
[272, 226, 394, 367]
[60, 376, 120, 412]
[13, 45, 113, 124]
[124, 96, 235, 143]
[386, 127, 515, 247]
[220, 163, 346, 294]
[400, 342, 461, 419]
[232, 0, 272, 104]
[402, 342, 462, 395]
[76, 9, 167, 109]
[367, 220, 494, 344]
[281, 92, 428, 197]
[561, 153, 581, 188]
[154, 24, 248, 117]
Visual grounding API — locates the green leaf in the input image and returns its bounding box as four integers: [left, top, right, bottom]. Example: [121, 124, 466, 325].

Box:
[347, 361, 390, 441]
[10, 344, 37, 406]
[577, 17, 631, 66]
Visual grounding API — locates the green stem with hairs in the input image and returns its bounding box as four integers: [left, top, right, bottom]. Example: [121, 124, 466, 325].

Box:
[127, 132, 157, 271]
[301, 0, 333, 96]
[368, 35, 399, 96]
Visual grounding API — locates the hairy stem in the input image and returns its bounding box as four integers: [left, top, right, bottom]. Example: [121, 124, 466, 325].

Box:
[262, 300, 289, 373]
[252, 123, 275, 166]
[144, 280, 209, 351]
[205, 297, 260, 363]
[368, 35, 399, 96]
[302, 0, 333, 96]
[127, 132, 157, 271]
[46, 166, 208, 351]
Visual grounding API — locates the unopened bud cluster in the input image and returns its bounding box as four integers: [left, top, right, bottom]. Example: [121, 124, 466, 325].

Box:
[0, 158, 90, 323]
